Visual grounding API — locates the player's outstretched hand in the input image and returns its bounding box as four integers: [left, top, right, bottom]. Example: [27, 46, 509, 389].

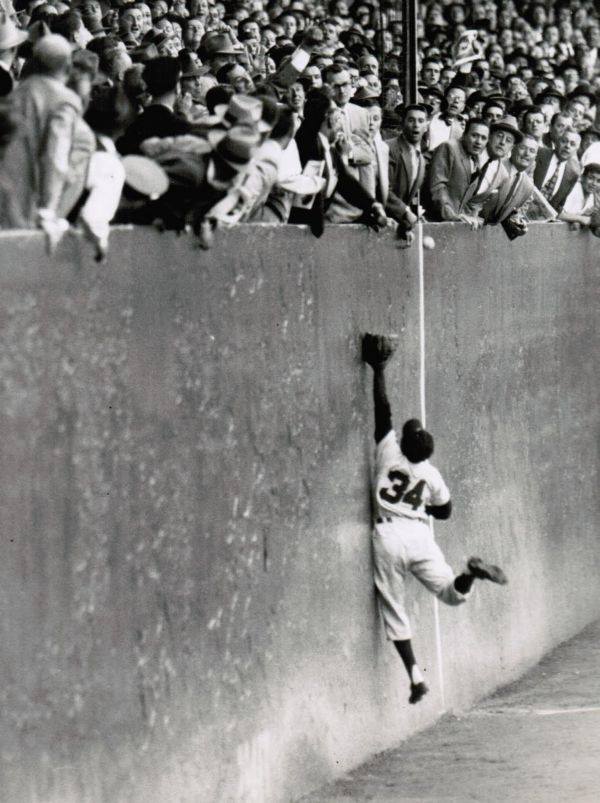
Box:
[362, 332, 398, 367]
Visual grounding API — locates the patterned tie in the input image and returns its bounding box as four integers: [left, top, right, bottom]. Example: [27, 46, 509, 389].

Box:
[541, 162, 561, 201]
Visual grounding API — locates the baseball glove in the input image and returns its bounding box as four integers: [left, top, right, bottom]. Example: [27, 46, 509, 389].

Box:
[361, 332, 399, 367]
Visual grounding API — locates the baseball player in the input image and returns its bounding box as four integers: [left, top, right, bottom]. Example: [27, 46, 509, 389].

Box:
[362, 333, 507, 705]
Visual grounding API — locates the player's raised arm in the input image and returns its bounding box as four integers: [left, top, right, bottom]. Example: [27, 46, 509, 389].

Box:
[361, 333, 398, 443]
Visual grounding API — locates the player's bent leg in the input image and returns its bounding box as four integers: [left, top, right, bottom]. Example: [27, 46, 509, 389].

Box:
[410, 538, 470, 607]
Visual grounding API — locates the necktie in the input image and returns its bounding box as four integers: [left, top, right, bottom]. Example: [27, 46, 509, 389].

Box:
[469, 158, 480, 184]
[473, 159, 491, 195]
[541, 162, 561, 201]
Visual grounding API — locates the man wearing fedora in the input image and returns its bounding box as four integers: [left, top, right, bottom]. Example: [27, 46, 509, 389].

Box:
[0, 9, 28, 96]
[483, 131, 539, 234]
[139, 125, 255, 225]
[462, 114, 518, 219]
[202, 30, 246, 75]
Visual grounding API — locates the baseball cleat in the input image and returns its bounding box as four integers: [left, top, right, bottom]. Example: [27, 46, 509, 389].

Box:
[362, 333, 399, 366]
[409, 681, 429, 705]
[468, 557, 508, 585]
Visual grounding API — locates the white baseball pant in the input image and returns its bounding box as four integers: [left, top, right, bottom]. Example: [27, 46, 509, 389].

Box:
[372, 516, 468, 640]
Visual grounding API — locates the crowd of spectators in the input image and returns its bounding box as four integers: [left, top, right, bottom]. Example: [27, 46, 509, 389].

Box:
[0, 0, 599, 256]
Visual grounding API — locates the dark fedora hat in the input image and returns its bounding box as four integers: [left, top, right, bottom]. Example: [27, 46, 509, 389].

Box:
[490, 115, 523, 143]
[351, 85, 381, 104]
[420, 84, 444, 100]
[534, 87, 564, 104]
[203, 31, 244, 57]
[568, 83, 597, 105]
[207, 124, 260, 170]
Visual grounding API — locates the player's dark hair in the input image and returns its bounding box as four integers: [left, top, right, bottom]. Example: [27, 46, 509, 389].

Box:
[401, 419, 434, 463]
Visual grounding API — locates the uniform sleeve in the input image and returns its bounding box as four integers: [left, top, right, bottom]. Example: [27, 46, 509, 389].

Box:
[428, 466, 451, 506]
[375, 429, 401, 476]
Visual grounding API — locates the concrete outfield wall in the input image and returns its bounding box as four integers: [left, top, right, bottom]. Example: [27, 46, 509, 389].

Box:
[0, 224, 598, 802]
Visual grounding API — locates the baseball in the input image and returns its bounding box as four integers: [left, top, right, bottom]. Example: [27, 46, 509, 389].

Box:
[422, 236, 436, 250]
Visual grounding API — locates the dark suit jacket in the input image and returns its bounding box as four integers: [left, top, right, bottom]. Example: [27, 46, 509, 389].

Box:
[291, 132, 376, 237]
[0, 64, 13, 97]
[533, 147, 581, 213]
[117, 104, 192, 156]
[384, 133, 425, 223]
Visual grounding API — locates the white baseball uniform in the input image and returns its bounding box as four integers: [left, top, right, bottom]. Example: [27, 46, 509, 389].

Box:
[372, 429, 467, 640]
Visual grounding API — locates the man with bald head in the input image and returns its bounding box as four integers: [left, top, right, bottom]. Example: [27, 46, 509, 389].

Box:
[3, 34, 84, 227]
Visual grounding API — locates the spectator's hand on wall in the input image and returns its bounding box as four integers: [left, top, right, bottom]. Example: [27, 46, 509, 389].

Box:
[403, 208, 418, 229]
[397, 230, 415, 249]
[197, 219, 215, 249]
[459, 213, 484, 230]
[368, 202, 388, 231]
[37, 209, 69, 256]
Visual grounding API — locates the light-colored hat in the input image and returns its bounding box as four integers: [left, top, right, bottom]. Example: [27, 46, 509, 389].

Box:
[0, 12, 29, 50]
[122, 155, 170, 200]
[212, 95, 271, 133]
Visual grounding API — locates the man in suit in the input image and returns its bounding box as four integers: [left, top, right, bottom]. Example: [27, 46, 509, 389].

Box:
[484, 133, 539, 237]
[3, 34, 83, 227]
[425, 117, 490, 228]
[325, 91, 389, 224]
[292, 91, 388, 237]
[427, 84, 468, 151]
[323, 63, 368, 144]
[529, 129, 581, 218]
[118, 56, 192, 155]
[464, 115, 517, 222]
[385, 103, 429, 238]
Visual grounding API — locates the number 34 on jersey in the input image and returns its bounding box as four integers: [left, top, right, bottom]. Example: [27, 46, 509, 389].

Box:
[374, 430, 450, 522]
[377, 469, 427, 518]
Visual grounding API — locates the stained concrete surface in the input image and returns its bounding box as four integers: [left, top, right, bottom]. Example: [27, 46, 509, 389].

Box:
[302, 618, 600, 802]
